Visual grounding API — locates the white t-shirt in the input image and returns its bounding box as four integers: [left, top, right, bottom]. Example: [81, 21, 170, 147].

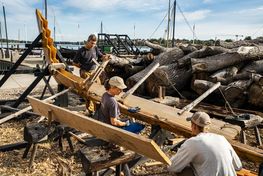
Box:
[168, 133, 242, 176]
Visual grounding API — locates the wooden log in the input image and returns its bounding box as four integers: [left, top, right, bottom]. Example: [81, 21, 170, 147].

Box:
[121, 63, 159, 100]
[192, 79, 250, 107]
[210, 66, 239, 84]
[212, 72, 251, 85]
[28, 96, 171, 165]
[237, 45, 263, 59]
[126, 47, 184, 94]
[240, 60, 263, 74]
[124, 65, 145, 77]
[109, 55, 143, 67]
[178, 46, 231, 67]
[218, 40, 256, 49]
[251, 73, 263, 86]
[191, 51, 259, 73]
[177, 43, 197, 55]
[223, 80, 251, 107]
[248, 83, 263, 107]
[192, 79, 227, 95]
[145, 64, 192, 97]
[144, 40, 168, 53]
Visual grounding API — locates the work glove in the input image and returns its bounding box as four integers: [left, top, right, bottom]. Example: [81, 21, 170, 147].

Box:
[125, 120, 130, 126]
[128, 106, 140, 113]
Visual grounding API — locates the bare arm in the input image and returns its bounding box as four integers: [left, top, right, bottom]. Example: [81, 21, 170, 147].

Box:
[110, 117, 127, 127]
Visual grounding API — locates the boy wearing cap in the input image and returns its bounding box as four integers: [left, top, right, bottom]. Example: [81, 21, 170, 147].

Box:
[94, 76, 144, 134]
[73, 34, 110, 113]
[168, 111, 242, 176]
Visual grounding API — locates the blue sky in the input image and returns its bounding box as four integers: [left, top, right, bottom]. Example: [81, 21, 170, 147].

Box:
[1, 0, 263, 42]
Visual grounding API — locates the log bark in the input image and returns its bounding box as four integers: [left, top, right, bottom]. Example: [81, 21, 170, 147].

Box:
[109, 54, 153, 68]
[192, 79, 250, 107]
[191, 53, 251, 73]
[177, 44, 198, 55]
[223, 80, 252, 107]
[240, 60, 263, 74]
[237, 46, 263, 59]
[210, 66, 239, 84]
[145, 64, 192, 97]
[218, 40, 256, 49]
[126, 47, 184, 94]
[109, 55, 142, 67]
[251, 73, 263, 86]
[248, 83, 263, 107]
[192, 79, 227, 95]
[178, 46, 231, 67]
[191, 46, 263, 73]
[143, 40, 168, 53]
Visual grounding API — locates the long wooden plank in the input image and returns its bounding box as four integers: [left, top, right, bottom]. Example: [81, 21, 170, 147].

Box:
[89, 83, 240, 139]
[87, 83, 263, 163]
[28, 96, 171, 165]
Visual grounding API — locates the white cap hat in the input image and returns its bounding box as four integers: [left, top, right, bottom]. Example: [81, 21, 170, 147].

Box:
[186, 112, 211, 127]
[109, 76, 127, 89]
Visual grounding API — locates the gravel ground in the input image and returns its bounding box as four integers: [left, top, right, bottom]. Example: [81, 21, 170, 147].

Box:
[0, 87, 261, 175]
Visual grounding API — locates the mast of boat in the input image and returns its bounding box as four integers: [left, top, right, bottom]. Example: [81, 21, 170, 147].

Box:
[2, 4, 9, 58]
[193, 24, 195, 44]
[44, 0, 47, 19]
[172, 0, 176, 47]
[0, 21, 2, 49]
[53, 15, 56, 44]
[166, 0, 171, 48]
[18, 29, 20, 49]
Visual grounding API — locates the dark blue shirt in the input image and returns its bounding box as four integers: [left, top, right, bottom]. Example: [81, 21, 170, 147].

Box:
[73, 46, 103, 71]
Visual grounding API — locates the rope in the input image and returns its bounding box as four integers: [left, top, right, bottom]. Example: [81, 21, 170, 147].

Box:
[218, 87, 237, 117]
[164, 72, 185, 99]
[177, 2, 198, 40]
[149, 12, 168, 39]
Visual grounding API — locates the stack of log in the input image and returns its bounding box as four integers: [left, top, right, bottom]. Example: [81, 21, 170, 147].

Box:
[109, 39, 263, 109]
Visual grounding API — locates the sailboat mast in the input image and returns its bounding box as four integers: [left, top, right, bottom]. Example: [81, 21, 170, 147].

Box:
[44, 0, 47, 19]
[2, 5, 9, 58]
[172, 0, 176, 47]
[54, 15, 56, 43]
[167, 0, 171, 47]
[0, 22, 2, 48]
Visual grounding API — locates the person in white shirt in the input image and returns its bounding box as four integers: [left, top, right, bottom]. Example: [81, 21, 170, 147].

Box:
[168, 111, 242, 176]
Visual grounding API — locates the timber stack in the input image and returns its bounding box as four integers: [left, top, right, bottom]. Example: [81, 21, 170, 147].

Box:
[108, 39, 263, 109]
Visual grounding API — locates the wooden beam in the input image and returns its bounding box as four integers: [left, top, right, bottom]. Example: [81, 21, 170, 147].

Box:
[86, 83, 263, 163]
[28, 96, 171, 165]
[178, 82, 221, 115]
[121, 62, 159, 100]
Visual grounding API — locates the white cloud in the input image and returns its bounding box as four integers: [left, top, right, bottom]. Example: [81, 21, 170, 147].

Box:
[64, 0, 167, 12]
[203, 0, 213, 3]
[236, 6, 263, 15]
[177, 9, 211, 22]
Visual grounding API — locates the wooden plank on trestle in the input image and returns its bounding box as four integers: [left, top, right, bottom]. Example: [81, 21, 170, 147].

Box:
[27, 96, 171, 165]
